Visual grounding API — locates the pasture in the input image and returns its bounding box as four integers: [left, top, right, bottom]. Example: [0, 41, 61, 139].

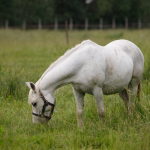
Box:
[0, 29, 150, 149]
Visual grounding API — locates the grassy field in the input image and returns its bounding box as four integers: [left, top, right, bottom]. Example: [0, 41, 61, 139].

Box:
[0, 29, 150, 149]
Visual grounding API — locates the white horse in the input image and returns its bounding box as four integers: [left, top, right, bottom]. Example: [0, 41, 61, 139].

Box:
[26, 39, 144, 126]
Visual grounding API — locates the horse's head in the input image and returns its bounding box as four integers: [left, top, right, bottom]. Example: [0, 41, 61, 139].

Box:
[26, 82, 55, 124]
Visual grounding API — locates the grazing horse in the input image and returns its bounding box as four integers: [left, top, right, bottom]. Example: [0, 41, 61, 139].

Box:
[26, 39, 144, 126]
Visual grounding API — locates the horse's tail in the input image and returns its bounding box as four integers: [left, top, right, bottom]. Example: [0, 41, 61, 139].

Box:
[137, 80, 141, 101]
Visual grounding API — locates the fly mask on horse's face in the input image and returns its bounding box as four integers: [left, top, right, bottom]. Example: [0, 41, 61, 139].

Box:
[26, 82, 55, 124]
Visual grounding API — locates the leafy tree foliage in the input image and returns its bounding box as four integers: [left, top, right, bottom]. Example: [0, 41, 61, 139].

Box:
[53, 0, 86, 23]
[0, 0, 150, 26]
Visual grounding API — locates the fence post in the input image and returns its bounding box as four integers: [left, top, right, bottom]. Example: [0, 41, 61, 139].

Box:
[125, 17, 128, 29]
[85, 18, 88, 30]
[5, 19, 9, 29]
[69, 18, 73, 30]
[112, 18, 116, 29]
[55, 18, 58, 30]
[138, 18, 142, 29]
[65, 21, 69, 45]
[99, 18, 103, 30]
[38, 18, 42, 30]
[23, 20, 26, 30]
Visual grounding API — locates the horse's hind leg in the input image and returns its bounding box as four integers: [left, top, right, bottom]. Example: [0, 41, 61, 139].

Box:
[137, 80, 141, 101]
[119, 88, 129, 114]
[128, 78, 140, 116]
[93, 86, 105, 119]
[73, 87, 85, 127]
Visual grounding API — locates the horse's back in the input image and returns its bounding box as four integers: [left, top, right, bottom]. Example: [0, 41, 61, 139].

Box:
[106, 40, 144, 62]
[105, 39, 144, 79]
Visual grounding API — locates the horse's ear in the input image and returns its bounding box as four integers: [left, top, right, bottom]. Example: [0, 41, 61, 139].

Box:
[26, 82, 36, 91]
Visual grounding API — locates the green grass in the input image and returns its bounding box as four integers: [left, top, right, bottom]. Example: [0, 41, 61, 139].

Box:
[0, 29, 150, 149]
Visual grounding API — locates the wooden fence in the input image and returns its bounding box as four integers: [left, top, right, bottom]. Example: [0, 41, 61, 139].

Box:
[1, 18, 149, 30]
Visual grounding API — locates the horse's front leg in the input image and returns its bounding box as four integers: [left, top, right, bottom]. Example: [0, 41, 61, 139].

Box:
[93, 86, 105, 119]
[73, 87, 85, 127]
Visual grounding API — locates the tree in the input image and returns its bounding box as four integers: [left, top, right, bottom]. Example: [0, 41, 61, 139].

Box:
[1, 0, 150, 27]
[139, 0, 150, 23]
[53, 0, 86, 23]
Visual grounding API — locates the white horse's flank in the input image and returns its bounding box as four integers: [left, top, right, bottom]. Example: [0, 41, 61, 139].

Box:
[26, 39, 144, 126]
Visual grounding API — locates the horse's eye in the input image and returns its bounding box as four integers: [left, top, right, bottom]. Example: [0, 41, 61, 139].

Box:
[32, 102, 37, 107]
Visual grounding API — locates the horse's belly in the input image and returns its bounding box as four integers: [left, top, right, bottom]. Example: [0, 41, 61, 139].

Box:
[103, 64, 133, 95]
[102, 84, 127, 95]
[101, 49, 134, 95]
[102, 72, 132, 95]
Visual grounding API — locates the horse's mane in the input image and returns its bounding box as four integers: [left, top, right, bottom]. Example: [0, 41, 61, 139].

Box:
[40, 39, 92, 80]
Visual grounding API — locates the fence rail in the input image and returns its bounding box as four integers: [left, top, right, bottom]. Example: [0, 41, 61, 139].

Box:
[1, 18, 150, 30]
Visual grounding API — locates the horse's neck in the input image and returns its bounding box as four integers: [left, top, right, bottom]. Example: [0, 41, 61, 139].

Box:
[39, 59, 73, 95]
